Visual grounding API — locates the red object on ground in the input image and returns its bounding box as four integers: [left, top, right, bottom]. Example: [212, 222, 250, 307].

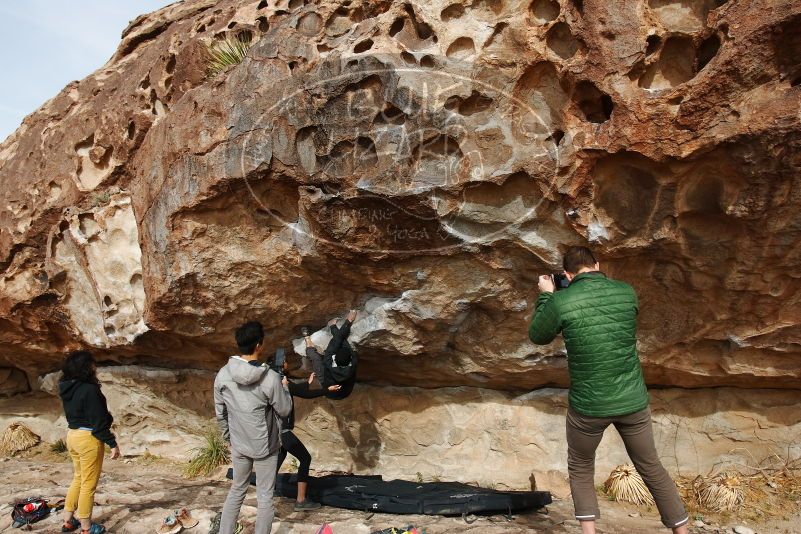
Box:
[23, 502, 44, 513]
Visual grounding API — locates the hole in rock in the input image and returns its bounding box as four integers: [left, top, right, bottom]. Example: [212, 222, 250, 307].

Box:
[573, 81, 613, 123]
[638, 36, 695, 89]
[474, 0, 504, 15]
[237, 30, 253, 42]
[412, 134, 464, 184]
[127, 121, 136, 140]
[355, 136, 378, 168]
[257, 0, 268, 8]
[75, 134, 95, 155]
[374, 103, 406, 125]
[103, 296, 112, 307]
[446, 37, 476, 59]
[444, 90, 493, 115]
[571, 0, 584, 12]
[104, 326, 116, 336]
[257, 17, 270, 32]
[130, 273, 143, 289]
[78, 213, 98, 236]
[420, 55, 435, 68]
[196, 24, 206, 33]
[165, 54, 176, 74]
[549, 129, 565, 144]
[484, 22, 507, 49]
[512, 62, 568, 139]
[648, 0, 715, 33]
[228, 21, 237, 29]
[325, 7, 352, 37]
[441, 3, 465, 21]
[773, 16, 801, 87]
[288, 61, 298, 72]
[646, 34, 661, 56]
[317, 43, 332, 53]
[289, 0, 304, 9]
[404, 4, 434, 40]
[682, 176, 725, 214]
[414, 134, 462, 158]
[401, 50, 416, 64]
[696, 33, 720, 71]
[546, 22, 579, 59]
[298, 12, 323, 36]
[296, 126, 318, 173]
[530, 0, 560, 23]
[354, 39, 373, 53]
[389, 17, 405, 37]
[592, 156, 661, 234]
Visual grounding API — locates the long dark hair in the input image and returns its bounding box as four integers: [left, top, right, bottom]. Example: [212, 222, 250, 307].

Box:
[60, 350, 98, 384]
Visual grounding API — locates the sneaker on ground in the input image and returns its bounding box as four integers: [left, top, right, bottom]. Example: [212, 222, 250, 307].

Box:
[207, 512, 222, 534]
[62, 517, 81, 532]
[174, 508, 199, 529]
[81, 525, 106, 534]
[294, 500, 322, 511]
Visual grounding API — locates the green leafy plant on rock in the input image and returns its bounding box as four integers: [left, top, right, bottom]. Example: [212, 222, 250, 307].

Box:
[206, 35, 252, 77]
[183, 429, 230, 478]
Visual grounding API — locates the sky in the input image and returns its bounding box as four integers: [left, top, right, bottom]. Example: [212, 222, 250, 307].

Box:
[0, 0, 172, 142]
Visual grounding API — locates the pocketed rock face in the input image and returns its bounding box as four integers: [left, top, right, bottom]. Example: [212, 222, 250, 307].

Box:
[0, 0, 800, 474]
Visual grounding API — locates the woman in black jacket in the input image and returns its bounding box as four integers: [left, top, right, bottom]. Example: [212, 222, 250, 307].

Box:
[58, 351, 121, 534]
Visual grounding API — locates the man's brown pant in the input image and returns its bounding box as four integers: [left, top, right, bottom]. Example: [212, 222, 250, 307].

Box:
[566, 406, 689, 529]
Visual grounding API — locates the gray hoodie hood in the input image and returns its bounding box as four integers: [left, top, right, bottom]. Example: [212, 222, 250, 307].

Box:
[227, 356, 267, 385]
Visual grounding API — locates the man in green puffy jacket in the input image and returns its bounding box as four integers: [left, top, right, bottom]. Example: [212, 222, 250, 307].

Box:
[529, 246, 688, 534]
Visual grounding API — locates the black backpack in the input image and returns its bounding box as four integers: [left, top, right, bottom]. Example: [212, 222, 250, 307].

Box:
[11, 497, 53, 528]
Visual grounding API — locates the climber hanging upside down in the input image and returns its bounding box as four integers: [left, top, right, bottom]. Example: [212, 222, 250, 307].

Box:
[302, 309, 358, 400]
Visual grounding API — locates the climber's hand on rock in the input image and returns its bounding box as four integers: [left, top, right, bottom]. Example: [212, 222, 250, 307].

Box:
[110, 446, 121, 460]
[281, 375, 289, 387]
[328, 384, 342, 392]
[538, 275, 555, 293]
[347, 309, 357, 322]
[308, 372, 316, 385]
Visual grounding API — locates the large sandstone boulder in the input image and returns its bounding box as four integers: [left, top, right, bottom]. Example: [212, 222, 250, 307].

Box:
[2, 0, 799, 389]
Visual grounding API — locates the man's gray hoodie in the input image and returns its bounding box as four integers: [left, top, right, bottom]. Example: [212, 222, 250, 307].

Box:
[214, 356, 292, 459]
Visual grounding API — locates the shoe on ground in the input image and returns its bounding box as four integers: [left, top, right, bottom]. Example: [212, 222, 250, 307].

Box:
[294, 499, 322, 511]
[62, 517, 81, 532]
[208, 512, 222, 534]
[157, 514, 182, 534]
[81, 525, 106, 534]
[174, 508, 199, 529]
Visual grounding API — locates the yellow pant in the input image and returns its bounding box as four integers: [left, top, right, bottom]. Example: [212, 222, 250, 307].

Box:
[65, 430, 105, 519]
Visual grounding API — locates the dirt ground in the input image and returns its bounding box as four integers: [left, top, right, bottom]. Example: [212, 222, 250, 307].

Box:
[0, 454, 799, 533]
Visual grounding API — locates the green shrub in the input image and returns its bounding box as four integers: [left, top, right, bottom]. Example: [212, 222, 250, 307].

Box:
[50, 439, 68, 454]
[183, 430, 230, 478]
[206, 35, 252, 77]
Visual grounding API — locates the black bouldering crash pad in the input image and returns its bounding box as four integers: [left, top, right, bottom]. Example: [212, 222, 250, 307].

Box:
[226, 470, 552, 516]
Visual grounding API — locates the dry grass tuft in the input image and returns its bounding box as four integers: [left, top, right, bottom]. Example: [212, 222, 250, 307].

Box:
[696, 472, 744, 512]
[50, 439, 68, 454]
[0, 423, 41, 455]
[604, 464, 654, 506]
